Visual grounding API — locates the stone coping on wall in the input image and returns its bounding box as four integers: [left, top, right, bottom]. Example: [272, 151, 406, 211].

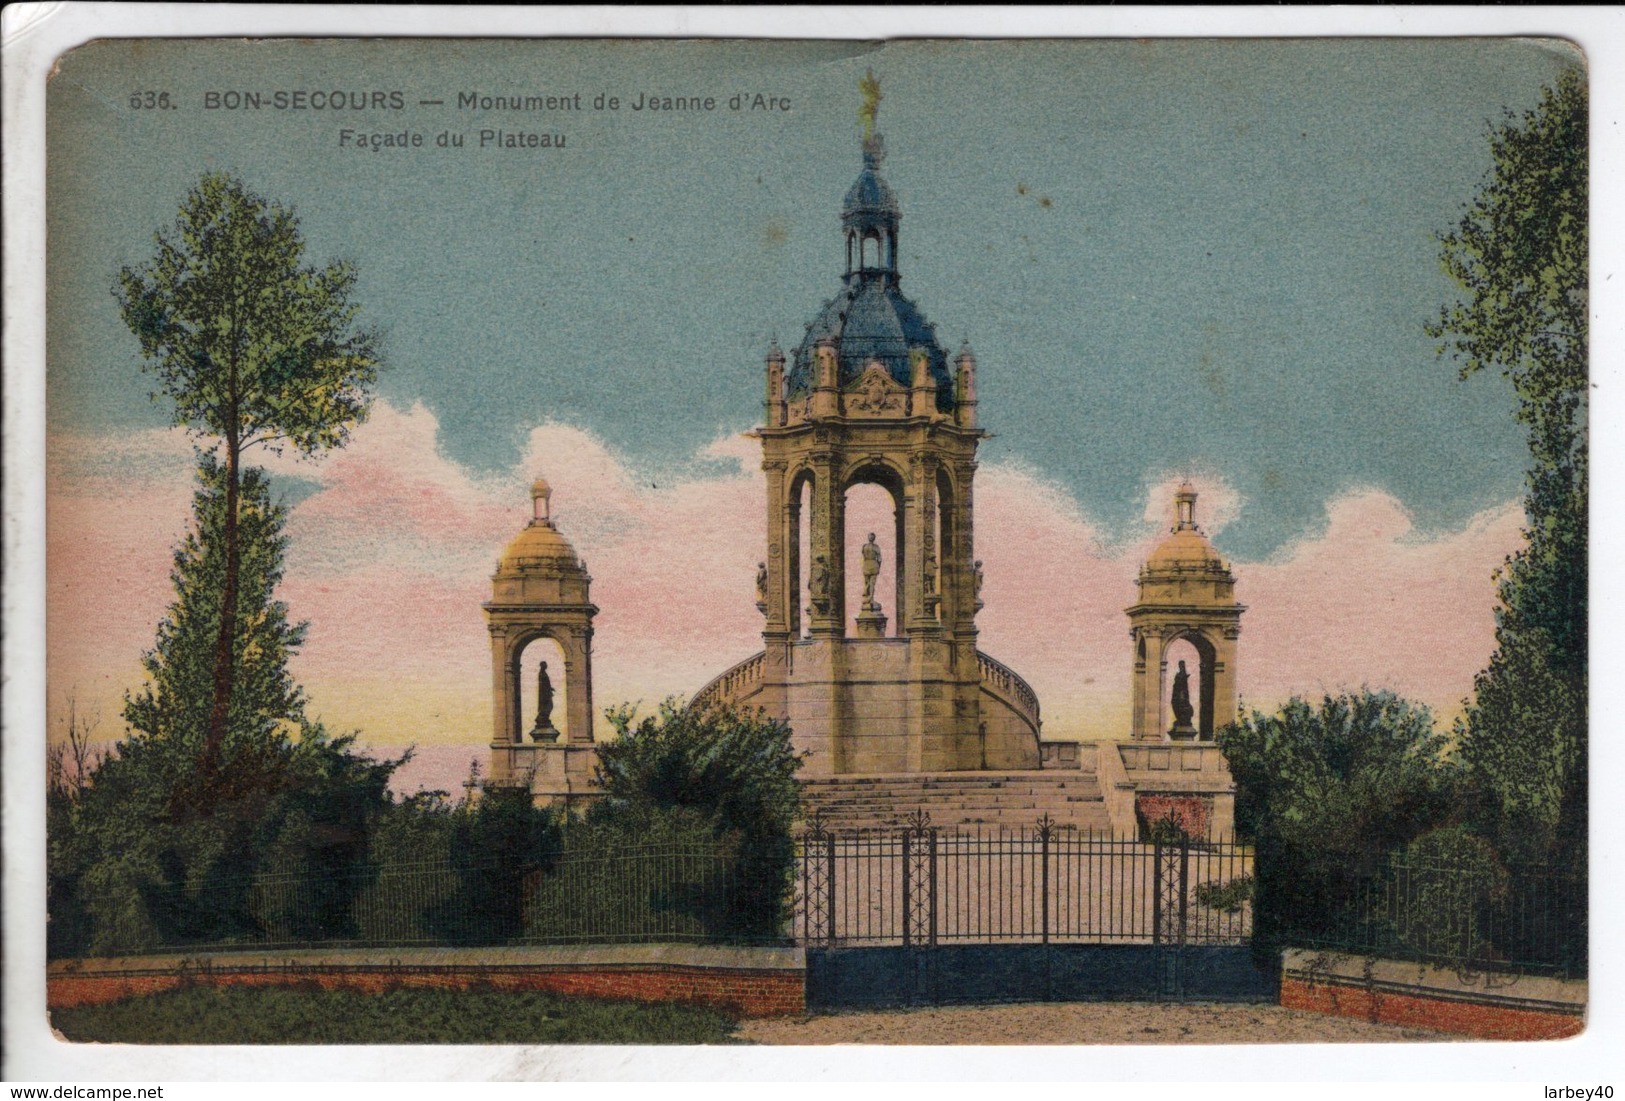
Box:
[1281, 947, 1585, 1011]
[49, 943, 808, 1019]
[50, 942, 805, 978]
[1280, 947, 1585, 1040]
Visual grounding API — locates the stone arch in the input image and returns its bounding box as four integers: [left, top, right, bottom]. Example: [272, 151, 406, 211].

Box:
[496, 623, 592, 745]
[513, 633, 569, 742]
[842, 461, 906, 636]
[1160, 629, 1219, 740]
[785, 466, 817, 637]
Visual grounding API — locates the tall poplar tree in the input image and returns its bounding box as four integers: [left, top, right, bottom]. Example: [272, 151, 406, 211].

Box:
[117, 173, 379, 781]
[1429, 68, 1587, 864]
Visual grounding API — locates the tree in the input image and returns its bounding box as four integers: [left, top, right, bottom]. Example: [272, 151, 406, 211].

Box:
[593, 700, 803, 843]
[123, 455, 306, 769]
[1428, 68, 1587, 865]
[1218, 690, 1459, 964]
[116, 173, 379, 779]
[590, 701, 804, 936]
[48, 459, 405, 955]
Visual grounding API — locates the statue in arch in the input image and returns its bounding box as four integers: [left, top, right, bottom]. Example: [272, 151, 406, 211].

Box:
[861, 532, 882, 609]
[530, 661, 559, 742]
[755, 560, 768, 614]
[1170, 659, 1196, 734]
[809, 555, 831, 615]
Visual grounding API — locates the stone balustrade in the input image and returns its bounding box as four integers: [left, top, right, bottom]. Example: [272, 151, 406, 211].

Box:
[976, 650, 1041, 732]
[691, 650, 766, 710]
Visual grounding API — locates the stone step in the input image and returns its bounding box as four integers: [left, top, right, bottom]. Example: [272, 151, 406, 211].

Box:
[807, 788, 1101, 801]
[798, 771, 1115, 833]
[808, 801, 1103, 816]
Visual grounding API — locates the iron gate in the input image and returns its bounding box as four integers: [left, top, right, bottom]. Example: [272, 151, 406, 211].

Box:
[795, 812, 1262, 1006]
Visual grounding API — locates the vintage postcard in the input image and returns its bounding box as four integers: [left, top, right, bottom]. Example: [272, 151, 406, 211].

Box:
[8, 9, 1608, 1085]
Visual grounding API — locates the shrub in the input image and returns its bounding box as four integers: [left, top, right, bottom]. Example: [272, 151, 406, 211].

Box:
[1218, 690, 1459, 967]
[589, 700, 803, 938]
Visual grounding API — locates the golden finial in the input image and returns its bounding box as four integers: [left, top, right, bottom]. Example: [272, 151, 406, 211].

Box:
[859, 69, 882, 140]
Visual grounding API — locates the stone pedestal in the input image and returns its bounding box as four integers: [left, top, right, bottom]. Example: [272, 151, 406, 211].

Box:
[1168, 721, 1198, 742]
[854, 608, 888, 637]
[528, 721, 561, 744]
[488, 741, 602, 810]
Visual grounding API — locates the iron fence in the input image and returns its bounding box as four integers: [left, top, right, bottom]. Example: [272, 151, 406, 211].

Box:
[69, 840, 770, 957]
[793, 812, 1254, 948]
[1292, 855, 1586, 976]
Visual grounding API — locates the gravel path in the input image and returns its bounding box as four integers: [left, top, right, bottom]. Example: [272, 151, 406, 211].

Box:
[738, 1001, 1460, 1045]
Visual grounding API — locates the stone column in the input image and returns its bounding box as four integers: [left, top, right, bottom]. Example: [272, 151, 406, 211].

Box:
[1130, 625, 1166, 742]
[806, 451, 845, 637]
[566, 626, 595, 744]
[949, 459, 979, 639]
[509, 644, 524, 745]
[490, 627, 512, 748]
[905, 452, 940, 635]
[1211, 626, 1241, 737]
[762, 460, 789, 634]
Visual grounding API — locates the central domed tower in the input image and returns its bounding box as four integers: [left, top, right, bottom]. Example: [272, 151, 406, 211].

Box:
[695, 98, 1041, 776]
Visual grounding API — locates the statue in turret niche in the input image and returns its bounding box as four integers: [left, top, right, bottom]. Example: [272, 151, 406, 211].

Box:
[809, 555, 831, 614]
[861, 532, 882, 609]
[755, 560, 768, 614]
[973, 560, 985, 608]
[530, 661, 558, 742]
[1170, 659, 1195, 733]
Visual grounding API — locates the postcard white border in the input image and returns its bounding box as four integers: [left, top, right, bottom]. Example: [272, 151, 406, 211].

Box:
[5, 3, 1622, 1087]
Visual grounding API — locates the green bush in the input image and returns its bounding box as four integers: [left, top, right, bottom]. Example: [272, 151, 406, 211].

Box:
[588, 701, 803, 939]
[1390, 827, 1510, 967]
[1218, 690, 1459, 967]
[1194, 875, 1253, 914]
[526, 809, 743, 943]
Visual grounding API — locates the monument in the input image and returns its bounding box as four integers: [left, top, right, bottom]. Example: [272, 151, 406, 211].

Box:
[691, 93, 1042, 777]
[1125, 482, 1244, 742]
[487, 87, 1247, 834]
[482, 476, 600, 806]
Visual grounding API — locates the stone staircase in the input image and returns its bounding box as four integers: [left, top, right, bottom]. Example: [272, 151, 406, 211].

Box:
[799, 771, 1115, 834]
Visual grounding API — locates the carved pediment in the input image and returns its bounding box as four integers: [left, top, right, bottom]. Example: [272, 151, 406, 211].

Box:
[844, 363, 909, 418]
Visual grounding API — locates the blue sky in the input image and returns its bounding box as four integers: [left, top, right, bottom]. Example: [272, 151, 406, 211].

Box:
[47, 37, 1577, 560]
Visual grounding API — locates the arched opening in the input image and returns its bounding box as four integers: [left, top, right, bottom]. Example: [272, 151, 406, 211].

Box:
[859, 231, 884, 270]
[791, 471, 814, 638]
[517, 635, 569, 742]
[1162, 632, 1218, 739]
[843, 472, 903, 636]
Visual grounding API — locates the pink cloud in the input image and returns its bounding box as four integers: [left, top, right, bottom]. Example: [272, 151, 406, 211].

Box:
[1238, 490, 1524, 717]
[46, 402, 1526, 795]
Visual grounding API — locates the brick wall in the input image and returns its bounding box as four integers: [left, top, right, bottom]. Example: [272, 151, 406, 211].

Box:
[48, 946, 806, 1019]
[1279, 949, 1584, 1041]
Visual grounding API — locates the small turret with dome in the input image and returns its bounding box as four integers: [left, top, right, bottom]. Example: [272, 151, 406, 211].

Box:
[484, 473, 599, 801]
[1125, 483, 1245, 743]
[1139, 482, 1235, 594]
[492, 476, 591, 591]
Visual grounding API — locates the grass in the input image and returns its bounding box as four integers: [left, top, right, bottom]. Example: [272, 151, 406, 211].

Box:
[51, 983, 745, 1045]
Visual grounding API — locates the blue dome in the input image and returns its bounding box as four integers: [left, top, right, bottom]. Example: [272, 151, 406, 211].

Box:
[842, 151, 900, 226]
[788, 280, 952, 407]
[784, 131, 954, 412]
